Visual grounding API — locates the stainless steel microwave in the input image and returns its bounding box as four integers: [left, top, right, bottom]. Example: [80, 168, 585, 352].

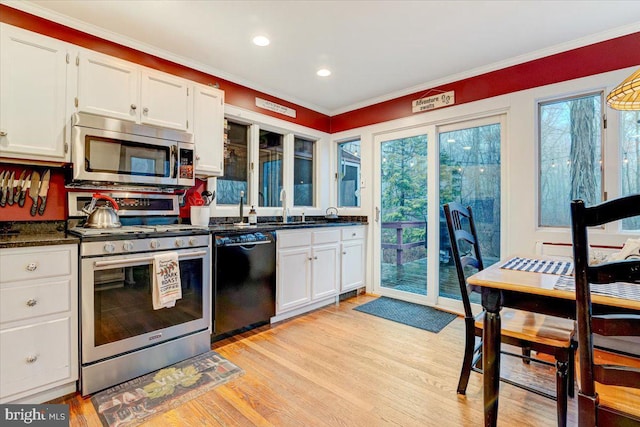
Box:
[70, 113, 194, 189]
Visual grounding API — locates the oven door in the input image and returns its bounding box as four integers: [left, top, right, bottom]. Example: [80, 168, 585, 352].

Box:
[72, 125, 180, 187]
[80, 247, 210, 364]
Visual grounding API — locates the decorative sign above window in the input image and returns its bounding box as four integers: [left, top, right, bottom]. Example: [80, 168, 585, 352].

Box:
[255, 97, 297, 118]
[412, 90, 455, 113]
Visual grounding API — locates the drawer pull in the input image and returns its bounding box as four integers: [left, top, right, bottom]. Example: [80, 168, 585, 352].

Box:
[26, 262, 38, 272]
[26, 355, 38, 364]
[26, 299, 38, 307]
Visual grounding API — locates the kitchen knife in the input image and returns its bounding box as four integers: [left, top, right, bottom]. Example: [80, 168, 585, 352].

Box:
[14, 169, 26, 204]
[0, 170, 7, 207]
[29, 171, 40, 216]
[37, 169, 50, 215]
[19, 174, 30, 207]
[6, 171, 15, 206]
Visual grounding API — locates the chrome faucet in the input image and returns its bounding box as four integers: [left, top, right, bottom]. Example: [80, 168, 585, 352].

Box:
[238, 190, 244, 224]
[280, 189, 287, 223]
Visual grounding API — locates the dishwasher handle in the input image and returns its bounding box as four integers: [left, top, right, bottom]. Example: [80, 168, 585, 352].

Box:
[219, 240, 273, 248]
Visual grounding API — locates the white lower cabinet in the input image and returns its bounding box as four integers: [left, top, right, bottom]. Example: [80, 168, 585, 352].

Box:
[311, 243, 340, 300]
[277, 246, 312, 312]
[276, 228, 340, 318]
[275, 226, 364, 321]
[0, 244, 78, 404]
[340, 226, 366, 292]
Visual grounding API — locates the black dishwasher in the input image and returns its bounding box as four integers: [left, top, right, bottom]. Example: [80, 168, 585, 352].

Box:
[213, 231, 276, 337]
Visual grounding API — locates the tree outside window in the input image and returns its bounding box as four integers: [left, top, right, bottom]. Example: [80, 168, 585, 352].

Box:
[539, 93, 603, 227]
[621, 111, 640, 230]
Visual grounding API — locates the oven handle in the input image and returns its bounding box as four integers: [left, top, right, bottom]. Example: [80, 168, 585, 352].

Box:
[93, 250, 209, 268]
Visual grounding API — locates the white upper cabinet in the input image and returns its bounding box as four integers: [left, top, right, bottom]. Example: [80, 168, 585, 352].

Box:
[140, 70, 189, 130]
[77, 50, 189, 131]
[0, 24, 74, 162]
[77, 51, 139, 122]
[192, 84, 225, 177]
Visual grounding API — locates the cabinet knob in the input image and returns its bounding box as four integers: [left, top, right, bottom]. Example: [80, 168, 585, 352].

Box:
[343, 251, 347, 255]
[131, 104, 137, 110]
[26, 262, 38, 272]
[352, 233, 356, 237]
[314, 256, 318, 260]
[0, 130, 7, 137]
[143, 107, 149, 114]
[308, 257, 313, 261]
[26, 355, 38, 364]
[26, 299, 38, 307]
[196, 155, 201, 161]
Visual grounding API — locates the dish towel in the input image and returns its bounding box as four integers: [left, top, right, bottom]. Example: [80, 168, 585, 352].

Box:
[152, 252, 182, 310]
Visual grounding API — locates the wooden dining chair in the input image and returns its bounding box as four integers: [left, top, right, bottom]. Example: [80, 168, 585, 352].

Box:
[570, 195, 640, 427]
[444, 202, 576, 427]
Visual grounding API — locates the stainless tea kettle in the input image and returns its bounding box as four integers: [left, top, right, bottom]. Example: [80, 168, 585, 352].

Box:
[325, 207, 339, 219]
[83, 193, 122, 228]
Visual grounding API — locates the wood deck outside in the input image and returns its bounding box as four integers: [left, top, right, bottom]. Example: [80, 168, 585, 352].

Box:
[58, 293, 577, 426]
[381, 258, 496, 302]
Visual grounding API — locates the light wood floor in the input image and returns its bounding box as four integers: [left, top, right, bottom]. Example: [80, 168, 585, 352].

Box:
[60, 293, 577, 426]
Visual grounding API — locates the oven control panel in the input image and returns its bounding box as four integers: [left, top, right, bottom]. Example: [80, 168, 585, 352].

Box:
[80, 234, 211, 257]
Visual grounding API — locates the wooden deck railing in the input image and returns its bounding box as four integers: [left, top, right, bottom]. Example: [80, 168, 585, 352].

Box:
[381, 221, 426, 265]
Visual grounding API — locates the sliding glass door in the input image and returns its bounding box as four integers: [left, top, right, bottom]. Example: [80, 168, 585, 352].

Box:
[438, 116, 503, 306]
[372, 116, 503, 308]
[373, 127, 431, 302]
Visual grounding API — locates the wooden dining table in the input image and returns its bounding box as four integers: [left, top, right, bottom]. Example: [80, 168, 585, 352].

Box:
[467, 255, 640, 427]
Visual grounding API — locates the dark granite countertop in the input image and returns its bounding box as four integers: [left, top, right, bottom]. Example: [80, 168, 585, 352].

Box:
[0, 221, 80, 249]
[207, 220, 367, 234]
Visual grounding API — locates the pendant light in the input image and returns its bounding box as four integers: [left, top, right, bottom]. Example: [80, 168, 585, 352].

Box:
[606, 68, 640, 110]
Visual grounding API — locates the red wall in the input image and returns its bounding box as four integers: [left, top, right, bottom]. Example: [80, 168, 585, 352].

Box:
[331, 32, 640, 133]
[0, 163, 67, 221]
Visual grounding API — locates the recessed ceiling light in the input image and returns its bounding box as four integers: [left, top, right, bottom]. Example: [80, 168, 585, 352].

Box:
[317, 68, 331, 77]
[252, 36, 270, 47]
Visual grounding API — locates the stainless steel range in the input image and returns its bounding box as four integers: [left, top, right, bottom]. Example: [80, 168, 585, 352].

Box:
[68, 192, 211, 396]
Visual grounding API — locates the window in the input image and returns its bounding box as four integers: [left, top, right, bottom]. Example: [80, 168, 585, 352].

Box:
[258, 130, 283, 207]
[294, 137, 314, 206]
[217, 121, 249, 205]
[337, 139, 361, 207]
[621, 110, 640, 230]
[539, 93, 603, 227]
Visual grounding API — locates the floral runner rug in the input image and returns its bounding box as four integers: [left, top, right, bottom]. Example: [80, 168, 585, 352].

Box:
[91, 350, 244, 427]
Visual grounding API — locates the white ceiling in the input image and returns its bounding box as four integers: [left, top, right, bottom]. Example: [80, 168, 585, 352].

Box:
[8, 0, 640, 115]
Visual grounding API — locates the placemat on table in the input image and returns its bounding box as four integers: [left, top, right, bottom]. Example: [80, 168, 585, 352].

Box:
[500, 257, 574, 275]
[554, 275, 640, 301]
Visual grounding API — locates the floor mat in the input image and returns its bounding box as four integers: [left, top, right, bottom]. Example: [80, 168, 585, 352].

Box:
[354, 297, 457, 333]
[91, 350, 243, 427]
